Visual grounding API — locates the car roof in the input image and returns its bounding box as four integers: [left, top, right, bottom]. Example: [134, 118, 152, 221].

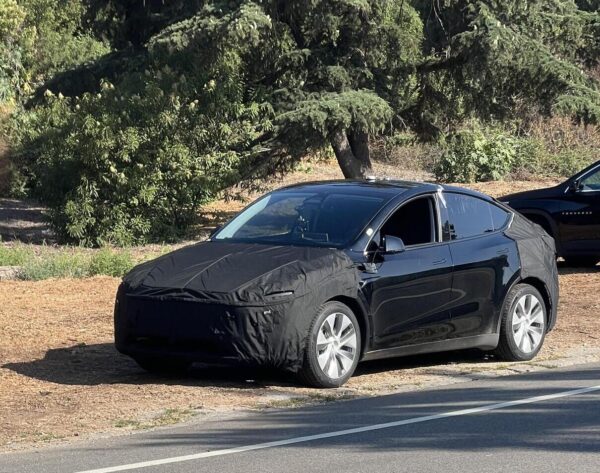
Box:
[277, 179, 496, 201]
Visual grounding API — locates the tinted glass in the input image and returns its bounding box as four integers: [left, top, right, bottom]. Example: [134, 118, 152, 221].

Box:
[490, 203, 510, 230]
[381, 197, 435, 246]
[443, 193, 498, 240]
[214, 190, 390, 248]
[581, 167, 600, 191]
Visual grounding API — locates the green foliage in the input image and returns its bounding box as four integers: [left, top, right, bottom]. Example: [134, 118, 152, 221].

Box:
[0, 1, 26, 39]
[88, 248, 134, 277]
[18, 0, 109, 79]
[13, 78, 259, 245]
[0, 0, 27, 102]
[11, 2, 276, 245]
[0, 243, 145, 280]
[0, 243, 34, 266]
[434, 129, 523, 183]
[4, 0, 600, 244]
[0, 0, 108, 104]
[434, 126, 597, 183]
[19, 249, 92, 280]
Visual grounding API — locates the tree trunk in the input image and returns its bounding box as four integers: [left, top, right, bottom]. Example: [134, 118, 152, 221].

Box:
[348, 131, 372, 171]
[330, 130, 373, 179]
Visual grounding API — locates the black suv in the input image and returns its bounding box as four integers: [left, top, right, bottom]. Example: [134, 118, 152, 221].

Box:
[116, 180, 558, 387]
[503, 160, 600, 267]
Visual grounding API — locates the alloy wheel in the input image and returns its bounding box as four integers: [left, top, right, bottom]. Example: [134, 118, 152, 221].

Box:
[511, 294, 545, 354]
[316, 312, 358, 379]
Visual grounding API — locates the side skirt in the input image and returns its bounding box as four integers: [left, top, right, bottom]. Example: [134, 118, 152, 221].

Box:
[361, 334, 499, 362]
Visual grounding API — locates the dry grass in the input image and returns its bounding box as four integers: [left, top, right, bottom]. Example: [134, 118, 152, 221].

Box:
[0, 175, 598, 451]
[525, 115, 600, 154]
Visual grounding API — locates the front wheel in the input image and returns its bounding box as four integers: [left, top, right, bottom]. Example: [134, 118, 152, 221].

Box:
[495, 284, 547, 362]
[298, 301, 361, 388]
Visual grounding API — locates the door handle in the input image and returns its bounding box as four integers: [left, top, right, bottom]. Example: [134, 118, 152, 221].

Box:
[497, 248, 509, 255]
[432, 258, 447, 266]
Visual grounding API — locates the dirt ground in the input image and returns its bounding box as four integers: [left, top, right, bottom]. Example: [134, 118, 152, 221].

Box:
[1, 170, 599, 451]
[1, 267, 599, 451]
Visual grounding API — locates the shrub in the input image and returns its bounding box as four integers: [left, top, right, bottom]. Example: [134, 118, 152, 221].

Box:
[12, 77, 258, 246]
[19, 249, 91, 280]
[0, 243, 149, 280]
[89, 248, 134, 277]
[434, 129, 521, 183]
[0, 243, 34, 266]
[433, 125, 598, 183]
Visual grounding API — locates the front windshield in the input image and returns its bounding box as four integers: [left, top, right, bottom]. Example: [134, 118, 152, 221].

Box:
[213, 190, 390, 248]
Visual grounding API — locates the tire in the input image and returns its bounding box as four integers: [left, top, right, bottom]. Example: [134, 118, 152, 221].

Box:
[134, 356, 191, 375]
[563, 256, 599, 268]
[495, 284, 547, 362]
[298, 301, 361, 388]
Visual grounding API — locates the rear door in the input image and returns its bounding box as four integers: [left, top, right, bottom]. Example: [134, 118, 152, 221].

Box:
[440, 192, 520, 339]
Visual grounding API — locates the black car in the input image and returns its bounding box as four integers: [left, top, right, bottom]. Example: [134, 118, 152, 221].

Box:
[115, 180, 558, 388]
[503, 160, 600, 267]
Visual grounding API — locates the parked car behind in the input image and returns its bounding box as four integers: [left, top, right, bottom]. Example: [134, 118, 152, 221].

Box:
[503, 160, 600, 267]
[115, 180, 559, 388]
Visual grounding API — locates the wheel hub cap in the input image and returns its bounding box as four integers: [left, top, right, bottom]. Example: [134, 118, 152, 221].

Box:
[511, 294, 545, 354]
[316, 312, 357, 380]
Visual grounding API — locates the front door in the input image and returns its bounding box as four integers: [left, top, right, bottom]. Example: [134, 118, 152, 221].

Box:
[558, 167, 600, 255]
[361, 195, 454, 350]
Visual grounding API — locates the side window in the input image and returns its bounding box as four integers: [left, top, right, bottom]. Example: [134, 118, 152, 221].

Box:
[442, 193, 499, 240]
[581, 168, 600, 191]
[490, 203, 510, 230]
[380, 197, 436, 247]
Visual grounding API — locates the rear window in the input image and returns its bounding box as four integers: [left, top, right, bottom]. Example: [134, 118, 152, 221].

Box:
[443, 193, 508, 240]
[490, 203, 510, 230]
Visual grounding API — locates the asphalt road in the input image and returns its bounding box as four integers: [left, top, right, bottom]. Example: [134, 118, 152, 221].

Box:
[2, 362, 600, 473]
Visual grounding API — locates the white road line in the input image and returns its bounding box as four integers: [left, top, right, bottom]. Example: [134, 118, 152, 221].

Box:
[76, 384, 600, 473]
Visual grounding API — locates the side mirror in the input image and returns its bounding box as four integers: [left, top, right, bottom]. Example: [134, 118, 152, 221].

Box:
[209, 225, 222, 238]
[381, 235, 406, 254]
[568, 179, 583, 193]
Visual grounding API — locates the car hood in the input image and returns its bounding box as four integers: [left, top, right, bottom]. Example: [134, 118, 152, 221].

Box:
[121, 241, 358, 305]
[502, 184, 564, 203]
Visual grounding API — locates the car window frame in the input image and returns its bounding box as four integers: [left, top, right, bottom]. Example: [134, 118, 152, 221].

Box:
[563, 162, 600, 194]
[440, 191, 513, 243]
[364, 193, 444, 253]
[577, 164, 600, 193]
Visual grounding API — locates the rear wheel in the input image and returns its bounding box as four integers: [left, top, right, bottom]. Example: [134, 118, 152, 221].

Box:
[563, 256, 599, 268]
[298, 301, 361, 388]
[134, 356, 191, 375]
[496, 284, 547, 362]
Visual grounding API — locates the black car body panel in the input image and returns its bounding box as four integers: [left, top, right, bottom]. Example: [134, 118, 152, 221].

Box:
[115, 180, 559, 372]
[503, 160, 600, 258]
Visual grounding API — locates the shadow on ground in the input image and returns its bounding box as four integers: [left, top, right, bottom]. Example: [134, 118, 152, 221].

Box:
[2, 342, 497, 389]
[557, 261, 600, 274]
[0, 198, 54, 243]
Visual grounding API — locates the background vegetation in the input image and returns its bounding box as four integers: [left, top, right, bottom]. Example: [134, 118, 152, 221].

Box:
[0, 0, 599, 246]
[0, 242, 169, 279]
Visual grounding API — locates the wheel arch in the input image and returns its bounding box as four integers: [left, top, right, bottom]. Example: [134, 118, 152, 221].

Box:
[326, 295, 370, 357]
[502, 276, 555, 333]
